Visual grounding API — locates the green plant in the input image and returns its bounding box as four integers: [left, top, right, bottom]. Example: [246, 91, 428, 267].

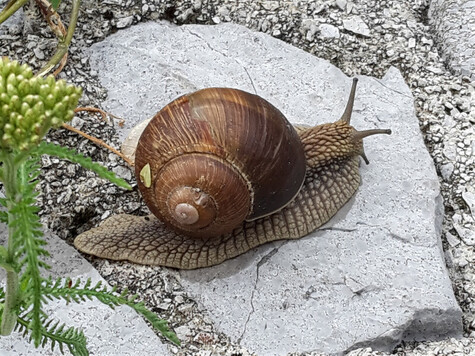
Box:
[0, 57, 179, 354]
[0, 0, 80, 76]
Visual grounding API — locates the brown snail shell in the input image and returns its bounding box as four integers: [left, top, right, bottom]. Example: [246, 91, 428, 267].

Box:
[134, 88, 307, 238]
[74, 79, 392, 269]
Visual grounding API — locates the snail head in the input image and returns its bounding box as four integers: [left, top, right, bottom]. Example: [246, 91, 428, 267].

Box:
[301, 78, 391, 168]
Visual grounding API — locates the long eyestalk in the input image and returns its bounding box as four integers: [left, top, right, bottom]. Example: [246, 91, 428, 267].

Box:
[340, 78, 359, 123]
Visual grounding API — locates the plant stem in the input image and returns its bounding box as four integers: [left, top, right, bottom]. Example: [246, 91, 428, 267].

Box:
[36, 0, 81, 77]
[2, 156, 17, 262]
[1, 271, 19, 335]
[0, 0, 28, 25]
[0, 156, 21, 335]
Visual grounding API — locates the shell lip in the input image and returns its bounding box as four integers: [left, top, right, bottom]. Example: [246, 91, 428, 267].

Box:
[244, 170, 306, 221]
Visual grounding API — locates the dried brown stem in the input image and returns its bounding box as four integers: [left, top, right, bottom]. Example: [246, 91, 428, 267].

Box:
[74, 107, 126, 126]
[35, 0, 80, 77]
[53, 51, 68, 76]
[34, 0, 69, 76]
[35, 0, 66, 38]
[74, 107, 108, 122]
[62, 123, 134, 167]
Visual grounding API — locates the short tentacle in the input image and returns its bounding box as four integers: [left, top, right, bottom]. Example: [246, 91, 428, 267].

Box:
[355, 128, 392, 164]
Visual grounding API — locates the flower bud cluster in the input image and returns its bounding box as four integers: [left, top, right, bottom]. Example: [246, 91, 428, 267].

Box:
[0, 57, 82, 151]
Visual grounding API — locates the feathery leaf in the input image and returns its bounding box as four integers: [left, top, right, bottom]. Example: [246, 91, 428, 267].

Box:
[34, 141, 131, 190]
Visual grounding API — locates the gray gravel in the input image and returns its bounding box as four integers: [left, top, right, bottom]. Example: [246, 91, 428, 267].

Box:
[429, 0, 475, 80]
[0, 0, 474, 355]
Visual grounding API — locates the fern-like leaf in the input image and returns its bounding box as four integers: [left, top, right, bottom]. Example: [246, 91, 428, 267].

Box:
[129, 301, 181, 345]
[16, 314, 88, 356]
[34, 141, 131, 190]
[8, 159, 51, 346]
[41, 277, 180, 345]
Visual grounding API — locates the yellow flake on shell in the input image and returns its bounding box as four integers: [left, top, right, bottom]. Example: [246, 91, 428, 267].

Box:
[140, 163, 152, 188]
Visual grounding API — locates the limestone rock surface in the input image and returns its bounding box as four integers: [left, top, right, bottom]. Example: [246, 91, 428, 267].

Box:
[85, 21, 462, 355]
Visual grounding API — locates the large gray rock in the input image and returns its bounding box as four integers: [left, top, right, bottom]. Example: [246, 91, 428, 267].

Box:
[87, 21, 462, 355]
[0, 213, 171, 355]
[429, 0, 475, 80]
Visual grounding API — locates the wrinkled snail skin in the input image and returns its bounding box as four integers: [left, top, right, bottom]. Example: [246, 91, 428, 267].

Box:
[74, 79, 391, 269]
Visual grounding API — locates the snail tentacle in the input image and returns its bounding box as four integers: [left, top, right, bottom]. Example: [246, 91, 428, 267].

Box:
[340, 78, 358, 124]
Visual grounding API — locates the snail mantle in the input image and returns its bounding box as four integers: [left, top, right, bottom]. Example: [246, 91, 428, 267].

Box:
[78, 21, 461, 356]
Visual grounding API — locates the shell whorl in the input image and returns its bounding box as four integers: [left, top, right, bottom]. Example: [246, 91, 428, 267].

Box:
[134, 88, 306, 237]
[144, 152, 251, 237]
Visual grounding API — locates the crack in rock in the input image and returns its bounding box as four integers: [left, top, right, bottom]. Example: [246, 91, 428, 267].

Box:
[238, 247, 280, 343]
[373, 77, 412, 98]
[304, 276, 380, 301]
[186, 28, 257, 94]
[356, 221, 438, 248]
[238, 62, 258, 94]
[343, 275, 381, 296]
[320, 226, 358, 233]
[186, 29, 222, 55]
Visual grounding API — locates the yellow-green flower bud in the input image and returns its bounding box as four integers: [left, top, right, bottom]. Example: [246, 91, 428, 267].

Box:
[20, 102, 29, 116]
[51, 117, 61, 126]
[4, 123, 13, 134]
[2, 133, 12, 145]
[9, 95, 20, 111]
[33, 122, 42, 134]
[30, 134, 40, 144]
[24, 108, 35, 125]
[1, 104, 9, 117]
[7, 83, 18, 97]
[0, 57, 82, 151]
[45, 93, 55, 108]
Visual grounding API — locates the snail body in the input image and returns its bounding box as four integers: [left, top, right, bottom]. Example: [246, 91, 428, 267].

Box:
[74, 79, 391, 269]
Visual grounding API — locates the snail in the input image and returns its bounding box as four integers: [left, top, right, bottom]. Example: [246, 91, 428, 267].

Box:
[74, 78, 391, 269]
